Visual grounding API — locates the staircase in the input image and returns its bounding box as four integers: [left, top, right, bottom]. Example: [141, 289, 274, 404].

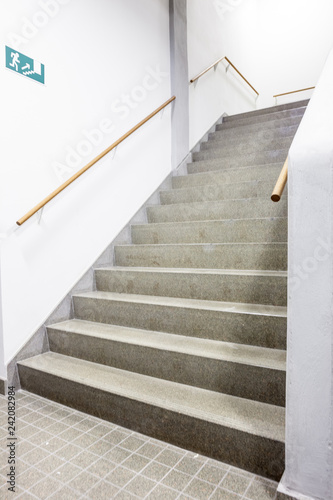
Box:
[18, 99, 308, 481]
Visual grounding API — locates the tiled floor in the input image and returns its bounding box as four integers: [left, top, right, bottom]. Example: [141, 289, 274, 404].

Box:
[1, 391, 280, 499]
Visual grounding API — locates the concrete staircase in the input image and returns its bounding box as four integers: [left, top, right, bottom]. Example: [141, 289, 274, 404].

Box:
[18, 99, 308, 481]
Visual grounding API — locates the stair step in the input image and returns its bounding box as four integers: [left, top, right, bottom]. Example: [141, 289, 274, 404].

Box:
[17, 352, 285, 480]
[219, 108, 305, 129]
[191, 149, 288, 171]
[47, 319, 286, 406]
[72, 291, 287, 348]
[209, 123, 299, 144]
[131, 218, 287, 244]
[162, 180, 280, 204]
[215, 116, 302, 135]
[172, 164, 284, 189]
[201, 135, 293, 154]
[223, 99, 308, 122]
[95, 267, 287, 306]
[147, 198, 287, 223]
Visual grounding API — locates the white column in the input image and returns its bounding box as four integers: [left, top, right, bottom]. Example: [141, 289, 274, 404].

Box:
[280, 47, 333, 500]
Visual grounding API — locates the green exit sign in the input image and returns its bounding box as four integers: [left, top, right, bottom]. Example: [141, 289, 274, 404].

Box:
[5, 46, 45, 84]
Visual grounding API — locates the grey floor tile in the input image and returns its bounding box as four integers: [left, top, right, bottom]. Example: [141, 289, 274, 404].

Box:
[72, 432, 98, 449]
[90, 423, 115, 438]
[86, 480, 120, 499]
[137, 442, 164, 459]
[104, 447, 132, 464]
[88, 439, 113, 456]
[55, 443, 82, 461]
[121, 436, 147, 452]
[175, 456, 204, 475]
[211, 488, 242, 500]
[197, 463, 227, 485]
[183, 477, 216, 499]
[124, 474, 157, 498]
[34, 454, 65, 475]
[103, 429, 131, 445]
[87, 457, 116, 479]
[155, 448, 184, 467]
[73, 417, 98, 432]
[46, 421, 70, 436]
[162, 469, 193, 491]
[70, 450, 99, 469]
[27, 431, 54, 447]
[221, 472, 251, 495]
[69, 470, 100, 494]
[114, 491, 138, 500]
[122, 453, 151, 473]
[28, 476, 62, 499]
[48, 485, 81, 499]
[40, 437, 67, 453]
[141, 461, 171, 481]
[106, 466, 136, 488]
[245, 478, 277, 500]
[146, 484, 179, 500]
[16, 467, 46, 489]
[52, 462, 82, 482]
[21, 447, 51, 466]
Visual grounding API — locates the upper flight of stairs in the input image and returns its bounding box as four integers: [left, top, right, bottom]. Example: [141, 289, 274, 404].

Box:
[18, 99, 308, 481]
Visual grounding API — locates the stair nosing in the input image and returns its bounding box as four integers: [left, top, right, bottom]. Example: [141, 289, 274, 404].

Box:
[47, 319, 286, 370]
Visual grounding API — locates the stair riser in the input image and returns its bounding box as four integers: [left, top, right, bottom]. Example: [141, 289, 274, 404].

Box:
[73, 296, 286, 348]
[172, 165, 283, 189]
[219, 109, 304, 128]
[223, 100, 308, 122]
[162, 181, 283, 204]
[17, 364, 284, 480]
[96, 269, 287, 306]
[216, 116, 302, 134]
[201, 136, 293, 154]
[209, 124, 299, 143]
[47, 329, 286, 406]
[191, 149, 287, 170]
[147, 199, 288, 223]
[131, 219, 287, 244]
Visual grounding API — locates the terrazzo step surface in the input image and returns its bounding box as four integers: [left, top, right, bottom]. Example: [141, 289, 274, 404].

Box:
[47, 319, 286, 406]
[95, 267, 287, 306]
[73, 291, 287, 349]
[131, 217, 287, 244]
[17, 352, 285, 481]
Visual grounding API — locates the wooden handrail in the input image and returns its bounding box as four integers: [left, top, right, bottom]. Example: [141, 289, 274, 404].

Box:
[271, 157, 288, 202]
[273, 86, 315, 98]
[16, 96, 176, 226]
[190, 56, 259, 96]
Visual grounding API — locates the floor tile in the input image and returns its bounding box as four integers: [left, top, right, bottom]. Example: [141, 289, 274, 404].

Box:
[69, 470, 100, 494]
[175, 455, 204, 475]
[122, 453, 151, 473]
[221, 471, 251, 495]
[146, 484, 179, 500]
[245, 477, 278, 500]
[162, 469, 193, 491]
[183, 477, 216, 499]
[28, 476, 62, 499]
[197, 463, 227, 485]
[155, 448, 184, 467]
[86, 480, 120, 499]
[106, 466, 136, 488]
[141, 461, 171, 481]
[211, 488, 242, 500]
[124, 474, 157, 498]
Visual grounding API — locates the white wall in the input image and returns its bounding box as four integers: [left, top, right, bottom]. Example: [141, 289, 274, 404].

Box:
[0, 0, 171, 375]
[187, 0, 333, 148]
[280, 47, 333, 500]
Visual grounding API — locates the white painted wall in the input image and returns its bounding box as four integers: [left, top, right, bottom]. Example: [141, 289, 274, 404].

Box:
[0, 0, 171, 375]
[187, 0, 333, 148]
[280, 47, 333, 500]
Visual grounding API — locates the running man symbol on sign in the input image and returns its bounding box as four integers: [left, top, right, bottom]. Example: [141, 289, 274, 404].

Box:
[9, 51, 20, 71]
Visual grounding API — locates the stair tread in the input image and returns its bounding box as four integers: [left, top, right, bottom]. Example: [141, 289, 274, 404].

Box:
[177, 162, 284, 178]
[49, 319, 286, 370]
[97, 266, 287, 278]
[224, 100, 308, 120]
[74, 291, 287, 317]
[133, 216, 287, 228]
[19, 352, 285, 442]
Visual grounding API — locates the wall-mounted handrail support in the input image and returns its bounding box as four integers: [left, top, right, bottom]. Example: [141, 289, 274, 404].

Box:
[16, 96, 176, 226]
[190, 56, 259, 96]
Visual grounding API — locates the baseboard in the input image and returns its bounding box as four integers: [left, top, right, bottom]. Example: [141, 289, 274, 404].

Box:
[0, 378, 7, 395]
